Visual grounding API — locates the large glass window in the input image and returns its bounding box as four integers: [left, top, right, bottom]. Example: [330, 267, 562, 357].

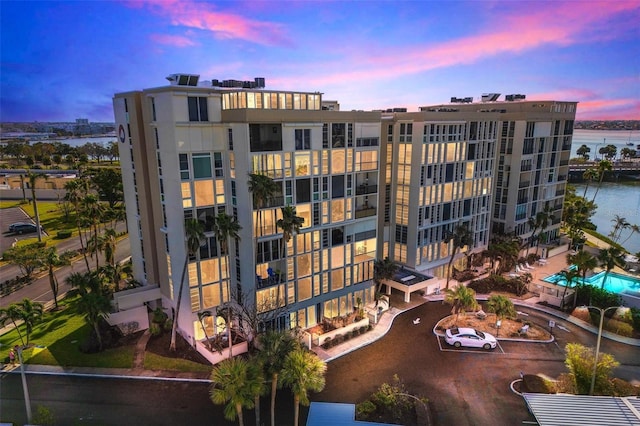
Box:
[192, 153, 212, 179]
[295, 129, 311, 150]
[179, 154, 190, 180]
[188, 97, 209, 122]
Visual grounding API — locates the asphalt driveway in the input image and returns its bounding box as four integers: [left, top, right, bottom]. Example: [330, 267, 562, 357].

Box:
[315, 301, 640, 426]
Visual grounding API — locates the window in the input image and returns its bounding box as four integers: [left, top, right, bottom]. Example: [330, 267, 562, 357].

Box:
[332, 123, 345, 148]
[179, 154, 190, 180]
[192, 153, 212, 179]
[188, 97, 209, 122]
[295, 129, 311, 150]
[228, 128, 234, 150]
[213, 152, 224, 177]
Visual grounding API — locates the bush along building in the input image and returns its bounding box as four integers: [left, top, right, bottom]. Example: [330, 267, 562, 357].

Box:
[112, 76, 576, 362]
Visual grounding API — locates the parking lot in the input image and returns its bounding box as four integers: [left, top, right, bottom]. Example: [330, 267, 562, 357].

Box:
[317, 300, 639, 426]
[0, 206, 43, 254]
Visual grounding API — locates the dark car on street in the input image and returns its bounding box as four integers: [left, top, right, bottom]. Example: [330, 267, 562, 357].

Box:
[9, 222, 41, 235]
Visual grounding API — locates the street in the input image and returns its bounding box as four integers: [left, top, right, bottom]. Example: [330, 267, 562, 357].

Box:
[2, 301, 638, 426]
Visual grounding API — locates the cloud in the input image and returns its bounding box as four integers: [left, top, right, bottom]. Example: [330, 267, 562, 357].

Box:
[134, 0, 291, 46]
[149, 33, 198, 47]
[282, 1, 640, 88]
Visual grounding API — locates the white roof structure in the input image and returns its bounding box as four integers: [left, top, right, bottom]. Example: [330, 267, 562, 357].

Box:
[522, 393, 640, 425]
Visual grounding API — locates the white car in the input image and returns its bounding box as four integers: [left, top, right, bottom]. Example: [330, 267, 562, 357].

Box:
[445, 327, 497, 350]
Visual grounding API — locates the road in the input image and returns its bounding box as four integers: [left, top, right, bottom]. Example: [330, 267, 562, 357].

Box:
[2, 302, 638, 426]
[0, 234, 131, 309]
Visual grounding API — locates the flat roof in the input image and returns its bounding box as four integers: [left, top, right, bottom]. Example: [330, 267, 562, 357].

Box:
[522, 393, 640, 426]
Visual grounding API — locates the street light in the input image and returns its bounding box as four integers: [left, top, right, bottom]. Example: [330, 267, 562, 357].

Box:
[581, 305, 622, 395]
[16, 346, 32, 424]
[595, 138, 606, 161]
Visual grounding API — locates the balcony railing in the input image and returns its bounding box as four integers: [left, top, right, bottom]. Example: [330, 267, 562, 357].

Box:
[356, 184, 378, 195]
[355, 207, 376, 219]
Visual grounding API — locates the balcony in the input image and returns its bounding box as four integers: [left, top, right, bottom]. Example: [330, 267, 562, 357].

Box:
[355, 206, 376, 219]
[356, 184, 378, 196]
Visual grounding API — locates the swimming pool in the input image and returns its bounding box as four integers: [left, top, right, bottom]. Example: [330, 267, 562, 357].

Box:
[543, 270, 640, 294]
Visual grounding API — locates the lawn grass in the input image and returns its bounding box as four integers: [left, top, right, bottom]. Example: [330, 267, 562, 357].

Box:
[144, 352, 212, 373]
[0, 296, 133, 368]
[0, 200, 28, 209]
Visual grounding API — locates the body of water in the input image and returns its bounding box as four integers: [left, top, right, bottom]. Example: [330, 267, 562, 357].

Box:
[543, 270, 640, 295]
[571, 129, 640, 160]
[49, 135, 117, 147]
[574, 182, 640, 254]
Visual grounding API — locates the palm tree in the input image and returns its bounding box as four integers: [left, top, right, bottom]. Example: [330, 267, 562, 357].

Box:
[0, 304, 27, 346]
[212, 211, 242, 357]
[67, 271, 111, 350]
[443, 285, 479, 323]
[486, 294, 516, 329]
[247, 173, 279, 237]
[581, 167, 599, 198]
[43, 247, 73, 309]
[568, 250, 598, 309]
[170, 218, 205, 351]
[609, 215, 630, 243]
[26, 171, 46, 242]
[280, 348, 327, 426]
[591, 159, 612, 203]
[247, 355, 266, 426]
[82, 194, 105, 256]
[556, 269, 580, 310]
[445, 224, 473, 289]
[597, 247, 623, 290]
[621, 224, 640, 246]
[197, 310, 213, 350]
[258, 331, 298, 426]
[276, 205, 305, 258]
[210, 357, 261, 426]
[17, 298, 44, 346]
[373, 257, 397, 303]
[64, 179, 91, 270]
[101, 228, 118, 268]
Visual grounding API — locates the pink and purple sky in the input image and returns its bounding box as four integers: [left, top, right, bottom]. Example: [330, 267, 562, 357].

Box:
[1, 0, 639, 122]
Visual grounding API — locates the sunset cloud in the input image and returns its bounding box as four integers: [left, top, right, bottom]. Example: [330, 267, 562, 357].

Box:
[138, 0, 291, 46]
[150, 33, 198, 47]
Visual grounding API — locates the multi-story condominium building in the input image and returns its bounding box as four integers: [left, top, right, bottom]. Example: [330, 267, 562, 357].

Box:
[113, 75, 381, 350]
[113, 77, 576, 357]
[380, 98, 576, 278]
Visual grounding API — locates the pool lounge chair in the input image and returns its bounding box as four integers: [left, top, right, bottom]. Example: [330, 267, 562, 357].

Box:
[525, 262, 535, 270]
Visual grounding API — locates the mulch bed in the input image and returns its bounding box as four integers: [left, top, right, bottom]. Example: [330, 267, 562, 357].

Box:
[145, 332, 210, 365]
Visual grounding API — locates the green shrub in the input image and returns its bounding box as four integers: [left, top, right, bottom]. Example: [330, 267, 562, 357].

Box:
[56, 230, 73, 239]
[149, 323, 162, 336]
[32, 405, 55, 426]
[345, 331, 353, 340]
[321, 337, 332, 349]
[605, 320, 634, 337]
[630, 308, 640, 332]
[360, 326, 368, 334]
[610, 378, 640, 396]
[356, 400, 377, 418]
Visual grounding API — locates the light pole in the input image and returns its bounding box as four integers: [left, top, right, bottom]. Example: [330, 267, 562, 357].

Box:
[595, 138, 605, 161]
[582, 305, 620, 395]
[16, 346, 32, 424]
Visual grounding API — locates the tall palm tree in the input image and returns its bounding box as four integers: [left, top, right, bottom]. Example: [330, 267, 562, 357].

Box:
[486, 294, 516, 329]
[276, 205, 304, 258]
[597, 247, 623, 290]
[101, 228, 118, 268]
[258, 331, 298, 426]
[247, 355, 266, 426]
[82, 194, 105, 254]
[247, 173, 279, 237]
[556, 269, 580, 310]
[210, 357, 261, 426]
[26, 171, 46, 242]
[443, 285, 479, 323]
[445, 224, 473, 289]
[567, 250, 598, 309]
[581, 167, 599, 198]
[212, 211, 242, 357]
[171, 218, 205, 351]
[280, 348, 327, 426]
[64, 179, 91, 270]
[591, 159, 612, 203]
[621, 224, 640, 246]
[43, 247, 73, 309]
[609, 215, 630, 243]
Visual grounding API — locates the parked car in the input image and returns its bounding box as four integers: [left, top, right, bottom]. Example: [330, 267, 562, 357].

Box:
[445, 327, 497, 350]
[10, 223, 42, 235]
[8, 222, 31, 232]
